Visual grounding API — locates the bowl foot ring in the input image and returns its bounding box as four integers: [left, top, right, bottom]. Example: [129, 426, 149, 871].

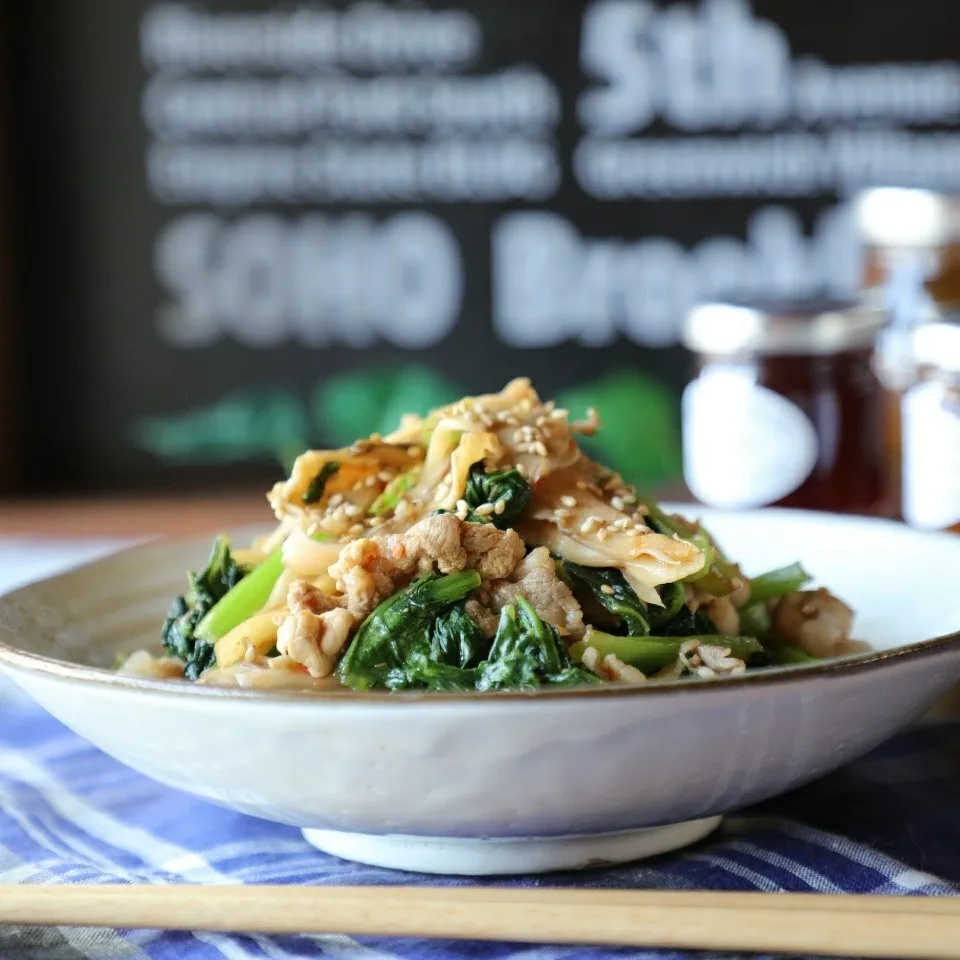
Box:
[301, 816, 722, 875]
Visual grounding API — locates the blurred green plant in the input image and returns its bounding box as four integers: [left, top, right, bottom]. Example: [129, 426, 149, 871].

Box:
[558, 369, 682, 489]
[312, 365, 461, 447]
[133, 389, 310, 468]
[132, 365, 680, 491]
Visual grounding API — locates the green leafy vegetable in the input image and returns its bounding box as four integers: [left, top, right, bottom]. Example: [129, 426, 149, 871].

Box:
[161, 536, 245, 679]
[771, 645, 819, 665]
[458, 464, 532, 529]
[649, 582, 686, 630]
[430, 604, 487, 669]
[337, 571, 482, 691]
[738, 602, 772, 639]
[570, 632, 765, 676]
[747, 563, 812, 604]
[339, 577, 595, 692]
[194, 547, 285, 645]
[477, 597, 597, 691]
[655, 602, 718, 638]
[564, 563, 650, 636]
[302, 461, 340, 504]
[370, 469, 418, 516]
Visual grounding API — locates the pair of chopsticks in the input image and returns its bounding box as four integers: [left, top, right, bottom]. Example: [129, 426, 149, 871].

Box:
[2, 885, 959, 958]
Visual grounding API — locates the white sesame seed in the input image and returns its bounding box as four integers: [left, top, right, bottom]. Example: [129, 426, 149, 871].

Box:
[369, 516, 385, 527]
[610, 496, 625, 512]
[344, 504, 362, 518]
[515, 463, 528, 478]
[407, 446, 420, 456]
[549, 408, 567, 421]
[535, 416, 547, 428]
[474, 503, 495, 517]
[328, 493, 344, 507]
[614, 517, 631, 530]
[533, 441, 549, 458]
[377, 471, 394, 483]
[244, 643, 258, 662]
[456, 499, 469, 514]
[600, 585, 615, 596]
[605, 524, 620, 534]
[348, 523, 365, 535]
[597, 527, 609, 541]
[560, 495, 577, 508]
[365, 475, 378, 487]
[395, 501, 410, 520]
[554, 507, 571, 519]
[494, 498, 506, 515]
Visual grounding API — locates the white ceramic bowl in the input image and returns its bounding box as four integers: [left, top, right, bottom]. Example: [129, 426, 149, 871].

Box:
[2, 507, 959, 876]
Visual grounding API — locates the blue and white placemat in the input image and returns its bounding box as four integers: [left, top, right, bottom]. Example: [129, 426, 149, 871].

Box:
[0, 542, 958, 960]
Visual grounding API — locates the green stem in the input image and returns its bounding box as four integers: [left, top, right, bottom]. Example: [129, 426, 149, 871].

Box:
[570, 631, 764, 675]
[748, 562, 812, 603]
[194, 548, 284, 643]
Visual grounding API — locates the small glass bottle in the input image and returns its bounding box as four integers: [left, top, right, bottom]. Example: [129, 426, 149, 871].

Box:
[854, 188, 960, 517]
[681, 299, 889, 515]
[901, 322, 960, 533]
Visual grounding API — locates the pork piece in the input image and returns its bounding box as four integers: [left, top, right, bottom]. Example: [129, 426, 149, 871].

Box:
[287, 579, 341, 615]
[465, 598, 499, 639]
[276, 607, 355, 678]
[489, 546, 584, 639]
[328, 515, 527, 621]
[387, 514, 525, 580]
[702, 596, 740, 635]
[772, 588, 855, 658]
[327, 540, 399, 619]
[678, 639, 746, 679]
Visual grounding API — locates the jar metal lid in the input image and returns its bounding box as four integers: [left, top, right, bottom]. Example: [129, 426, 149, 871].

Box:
[911, 321, 960, 375]
[683, 299, 886, 357]
[854, 187, 960, 248]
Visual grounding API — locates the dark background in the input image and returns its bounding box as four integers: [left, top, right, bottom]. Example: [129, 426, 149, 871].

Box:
[3, 0, 958, 496]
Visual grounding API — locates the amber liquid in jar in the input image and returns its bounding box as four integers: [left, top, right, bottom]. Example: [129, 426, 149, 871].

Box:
[693, 348, 890, 515]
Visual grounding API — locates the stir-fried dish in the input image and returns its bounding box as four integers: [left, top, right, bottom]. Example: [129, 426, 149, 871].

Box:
[120, 379, 867, 691]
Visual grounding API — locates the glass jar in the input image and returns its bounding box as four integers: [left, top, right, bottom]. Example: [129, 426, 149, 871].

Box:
[901, 322, 960, 533]
[854, 188, 960, 312]
[681, 299, 890, 515]
[854, 188, 960, 516]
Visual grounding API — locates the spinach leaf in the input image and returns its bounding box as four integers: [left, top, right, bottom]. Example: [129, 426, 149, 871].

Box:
[478, 597, 598, 691]
[302, 461, 340, 504]
[564, 562, 650, 636]
[656, 602, 718, 638]
[341, 578, 595, 692]
[430, 603, 487, 669]
[337, 571, 482, 690]
[161, 536, 246, 680]
[462, 464, 532, 529]
[649, 581, 686, 630]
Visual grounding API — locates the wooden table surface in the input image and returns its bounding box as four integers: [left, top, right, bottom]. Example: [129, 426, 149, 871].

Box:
[0, 493, 270, 537]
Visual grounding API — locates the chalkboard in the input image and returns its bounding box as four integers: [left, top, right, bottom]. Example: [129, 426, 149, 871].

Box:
[6, 0, 960, 494]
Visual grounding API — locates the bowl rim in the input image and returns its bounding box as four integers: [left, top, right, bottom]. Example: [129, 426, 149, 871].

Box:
[2, 506, 960, 705]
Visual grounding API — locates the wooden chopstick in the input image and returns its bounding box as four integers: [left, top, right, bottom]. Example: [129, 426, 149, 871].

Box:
[1, 886, 959, 958]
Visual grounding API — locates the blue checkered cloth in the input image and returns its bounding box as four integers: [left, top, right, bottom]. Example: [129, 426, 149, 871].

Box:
[1, 686, 958, 960]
